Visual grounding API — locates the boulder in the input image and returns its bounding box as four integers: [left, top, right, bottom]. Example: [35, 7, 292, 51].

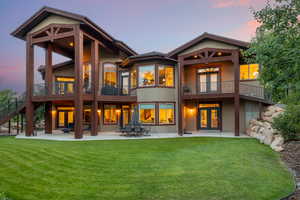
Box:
[247, 105, 286, 151]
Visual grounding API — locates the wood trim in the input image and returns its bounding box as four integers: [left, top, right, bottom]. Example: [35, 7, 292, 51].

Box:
[91, 40, 99, 136]
[74, 25, 84, 139]
[25, 34, 34, 136]
[44, 102, 52, 134]
[233, 50, 240, 136]
[45, 43, 53, 95]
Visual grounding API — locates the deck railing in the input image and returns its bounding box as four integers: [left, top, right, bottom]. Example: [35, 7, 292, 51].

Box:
[183, 80, 272, 101]
[99, 84, 136, 96]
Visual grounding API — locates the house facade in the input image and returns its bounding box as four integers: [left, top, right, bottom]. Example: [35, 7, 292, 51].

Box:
[10, 7, 271, 139]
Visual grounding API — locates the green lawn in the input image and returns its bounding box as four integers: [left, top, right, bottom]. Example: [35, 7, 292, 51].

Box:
[0, 137, 294, 200]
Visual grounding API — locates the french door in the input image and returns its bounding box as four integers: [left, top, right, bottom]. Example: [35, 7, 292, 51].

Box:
[57, 110, 74, 128]
[198, 72, 219, 93]
[121, 105, 130, 128]
[120, 72, 129, 95]
[198, 104, 220, 130]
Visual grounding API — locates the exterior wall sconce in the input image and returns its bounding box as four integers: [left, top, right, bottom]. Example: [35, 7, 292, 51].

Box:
[51, 110, 56, 115]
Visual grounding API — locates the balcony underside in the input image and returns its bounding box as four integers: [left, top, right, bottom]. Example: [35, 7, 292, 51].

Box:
[32, 95, 137, 103]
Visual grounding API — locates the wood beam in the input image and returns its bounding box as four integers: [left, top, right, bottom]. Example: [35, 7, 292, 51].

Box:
[233, 50, 240, 136]
[91, 40, 99, 136]
[25, 34, 34, 137]
[74, 26, 84, 139]
[45, 43, 53, 95]
[177, 57, 184, 136]
[44, 102, 52, 134]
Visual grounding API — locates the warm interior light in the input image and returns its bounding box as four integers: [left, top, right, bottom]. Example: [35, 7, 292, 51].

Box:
[116, 109, 121, 114]
[51, 110, 56, 115]
[194, 55, 198, 58]
[188, 108, 195, 114]
[69, 42, 74, 47]
[97, 109, 101, 113]
[217, 52, 222, 56]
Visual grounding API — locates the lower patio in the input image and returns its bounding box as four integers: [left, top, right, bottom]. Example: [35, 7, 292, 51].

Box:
[15, 130, 250, 141]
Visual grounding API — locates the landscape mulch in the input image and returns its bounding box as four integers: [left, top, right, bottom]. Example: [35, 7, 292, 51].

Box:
[281, 141, 300, 200]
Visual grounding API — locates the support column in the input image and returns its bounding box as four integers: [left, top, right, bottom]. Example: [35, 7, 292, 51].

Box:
[233, 50, 240, 136]
[44, 102, 52, 134]
[74, 25, 84, 139]
[177, 57, 184, 136]
[45, 43, 53, 95]
[21, 114, 24, 133]
[16, 98, 19, 134]
[91, 40, 99, 136]
[25, 34, 34, 137]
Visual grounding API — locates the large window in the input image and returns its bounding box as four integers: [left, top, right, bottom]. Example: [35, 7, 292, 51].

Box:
[139, 104, 155, 124]
[83, 62, 91, 92]
[104, 105, 117, 124]
[240, 64, 259, 80]
[103, 63, 117, 86]
[158, 66, 174, 87]
[131, 68, 137, 88]
[159, 103, 175, 124]
[138, 65, 155, 87]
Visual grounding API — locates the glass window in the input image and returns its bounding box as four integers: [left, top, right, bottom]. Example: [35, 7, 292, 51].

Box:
[104, 63, 117, 86]
[139, 104, 155, 124]
[240, 64, 259, 80]
[131, 68, 137, 88]
[104, 105, 117, 124]
[159, 103, 175, 124]
[158, 66, 174, 87]
[83, 63, 91, 91]
[138, 65, 155, 87]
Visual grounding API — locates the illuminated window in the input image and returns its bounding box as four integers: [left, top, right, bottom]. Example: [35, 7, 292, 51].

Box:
[131, 68, 137, 88]
[240, 64, 259, 80]
[139, 65, 155, 87]
[104, 105, 117, 124]
[56, 77, 75, 94]
[139, 104, 155, 124]
[104, 63, 117, 86]
[83, 63, 91, 91]
[158, 66, 174, 87]
[159, 103, 175, 124]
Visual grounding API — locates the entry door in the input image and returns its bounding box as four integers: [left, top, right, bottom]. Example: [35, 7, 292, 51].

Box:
[198, 107, 220, 130]
[121, 72, 129, 95]
[121, 105, 130, 127]
[57, 111, 74, 128]
[198, 72, 219, 93]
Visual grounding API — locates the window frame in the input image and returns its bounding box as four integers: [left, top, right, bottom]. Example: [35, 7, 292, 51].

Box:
[137, 102, 176, 126]
[138, 103, 156, 124]
[133, 63, 175, 89]
[157, 65, 175, 87]
[240, 64, 260, 81]
[103, 104, 118, 125]
[138, 64, 156, 87]
[103, 62, 118, 87]
[158, 103, 176, 125]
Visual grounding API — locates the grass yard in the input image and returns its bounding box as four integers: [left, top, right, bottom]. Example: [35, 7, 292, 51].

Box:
[0, 137, 294, 200]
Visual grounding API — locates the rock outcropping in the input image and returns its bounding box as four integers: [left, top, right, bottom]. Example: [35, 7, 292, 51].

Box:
[246, 105, 285, 152]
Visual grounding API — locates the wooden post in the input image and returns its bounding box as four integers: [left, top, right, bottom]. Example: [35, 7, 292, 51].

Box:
[21, 114, 24, 133]
[16, 98, 19, 134]
[25, 34, 34, 137]
[233, 50, 240, 136]
[91, 40, 99, 136]
[45, 43, 53, 95]
[44, 102, 52, 134]
[74, 25, 84, 139]
[7, 99, 11, 134]
[177, 57, 184, 136]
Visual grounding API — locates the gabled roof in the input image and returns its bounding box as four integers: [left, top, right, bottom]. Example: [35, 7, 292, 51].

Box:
[167, 32, 249, 58]
[11, 6, 137, 56]
[129, 51, 166, 59]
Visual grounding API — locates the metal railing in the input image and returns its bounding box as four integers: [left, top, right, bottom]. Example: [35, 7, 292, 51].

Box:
[183, 80, 271, 101]
[99, 84, 136, 96]
[0, 92, 26, 124]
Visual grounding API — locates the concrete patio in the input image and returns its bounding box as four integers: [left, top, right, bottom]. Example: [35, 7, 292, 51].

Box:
[15, 130, 250, 141]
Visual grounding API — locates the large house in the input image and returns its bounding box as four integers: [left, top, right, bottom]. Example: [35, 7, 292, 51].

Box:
[2, 7, 271, 139]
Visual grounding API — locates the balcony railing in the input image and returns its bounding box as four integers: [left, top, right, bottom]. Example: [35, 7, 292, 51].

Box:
[99, 84, 136, 96]
[183, 80, 271, 101]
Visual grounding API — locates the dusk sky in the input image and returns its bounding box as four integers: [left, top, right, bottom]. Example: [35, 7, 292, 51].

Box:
[0, 0, 267, 93]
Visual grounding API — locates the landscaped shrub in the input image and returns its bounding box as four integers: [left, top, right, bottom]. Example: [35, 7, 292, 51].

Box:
[0, 192, 11, 200]
[272, 105, 300, 141]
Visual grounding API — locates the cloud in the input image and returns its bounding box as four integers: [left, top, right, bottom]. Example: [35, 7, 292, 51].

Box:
[226, 19, 260, 41]
[211, 0, 265, 8]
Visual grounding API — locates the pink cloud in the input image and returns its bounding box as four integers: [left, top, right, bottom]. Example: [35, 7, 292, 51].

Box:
[226, 19, 260, 41]
[211, 0, 265, 8]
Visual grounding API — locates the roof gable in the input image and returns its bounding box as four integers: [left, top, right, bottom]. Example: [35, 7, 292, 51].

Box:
[167, 32, 249, 58]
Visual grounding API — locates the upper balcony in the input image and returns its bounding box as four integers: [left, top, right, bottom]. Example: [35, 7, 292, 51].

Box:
[182, 80, 271, 102]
